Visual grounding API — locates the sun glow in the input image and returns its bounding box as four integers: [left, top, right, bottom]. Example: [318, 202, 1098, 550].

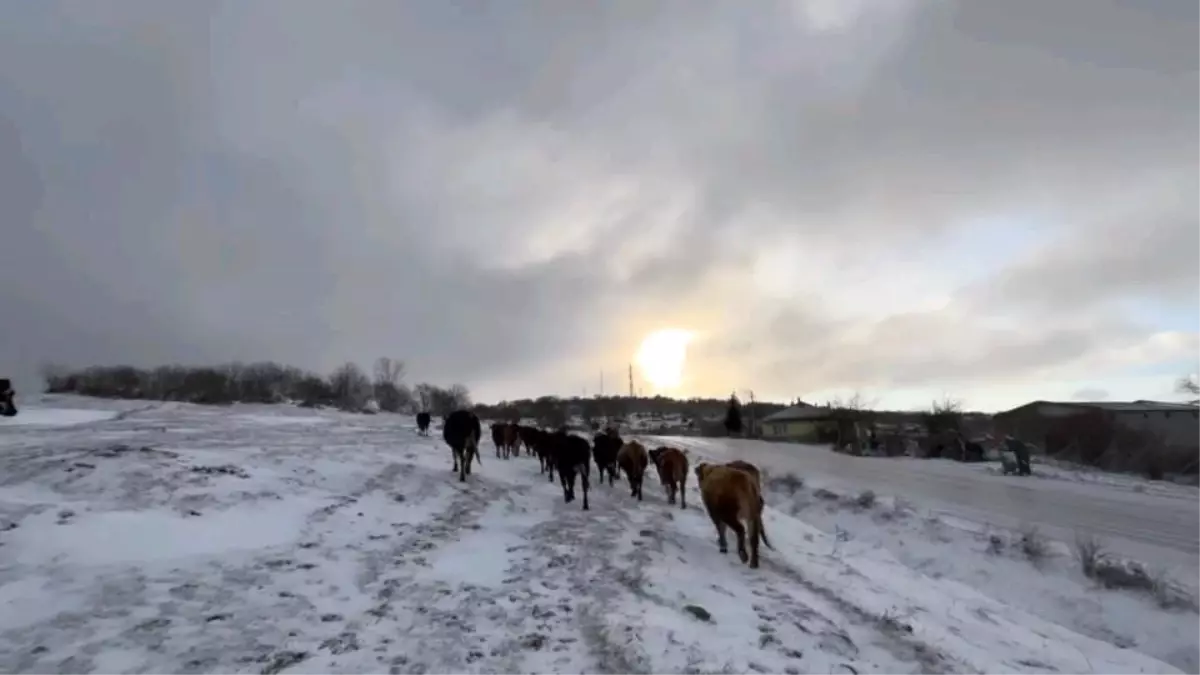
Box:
[635, 329, 694, 390]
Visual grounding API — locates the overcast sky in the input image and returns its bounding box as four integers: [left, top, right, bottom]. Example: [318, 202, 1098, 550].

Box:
[1, 0, 1196, 411]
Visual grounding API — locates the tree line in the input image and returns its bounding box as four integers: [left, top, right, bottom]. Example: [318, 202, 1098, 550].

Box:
[471, 392, 790, 430]
[37, 360, 794, 425]
[39, 357, 471, 414]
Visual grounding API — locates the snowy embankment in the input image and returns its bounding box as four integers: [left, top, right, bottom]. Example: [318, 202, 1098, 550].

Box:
[639, 435, 1200, 673]
[0, 397, 1184, 674]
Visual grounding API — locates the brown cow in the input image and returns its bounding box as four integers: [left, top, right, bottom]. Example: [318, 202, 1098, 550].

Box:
[724, 459, 765, 509]
[616, 440, 649, 501]
[648, 446, 689, 510]
[695, 462, 773, 568]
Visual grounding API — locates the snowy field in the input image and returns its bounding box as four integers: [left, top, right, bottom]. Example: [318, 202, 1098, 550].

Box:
[0, 396, 1191, 674]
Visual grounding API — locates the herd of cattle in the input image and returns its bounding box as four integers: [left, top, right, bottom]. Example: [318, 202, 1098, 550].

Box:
[422, 409, 774, 569]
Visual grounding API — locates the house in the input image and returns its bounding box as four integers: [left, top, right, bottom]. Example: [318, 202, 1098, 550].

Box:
[759, 402, 839, 442]
[993, 400, 1200, 450]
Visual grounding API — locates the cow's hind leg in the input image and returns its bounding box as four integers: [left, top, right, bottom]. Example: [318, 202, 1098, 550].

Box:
[731, 520, 749, 564]
[580, 466, 590, 511]
[711, 516, 729, 554]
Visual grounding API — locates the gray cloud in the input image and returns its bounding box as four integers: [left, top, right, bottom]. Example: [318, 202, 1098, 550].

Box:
[1, 0, 1195, 404]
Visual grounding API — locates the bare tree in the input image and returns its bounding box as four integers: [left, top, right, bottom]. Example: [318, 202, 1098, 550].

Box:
[925, 395, 964, 432]
[533, 395, 567, 428]
[826, 391, 875, 453]
[372, 357, 412, 413]
[1177, 375, 1199, 404]
[446, 384, 472, 411]
[413, 383, 436, 413]
[409, 383, 473, 416]
[328, 362, 371, 411]
[827, 390, 877, 411]
[373, 357, 405, 386]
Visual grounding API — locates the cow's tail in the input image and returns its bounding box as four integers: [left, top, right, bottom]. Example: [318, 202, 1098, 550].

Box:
[756, 496, 774, 550]
[467, 431, 481, 464]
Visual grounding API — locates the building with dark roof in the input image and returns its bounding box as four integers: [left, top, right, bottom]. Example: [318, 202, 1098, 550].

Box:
[993, 399, 1199, 452]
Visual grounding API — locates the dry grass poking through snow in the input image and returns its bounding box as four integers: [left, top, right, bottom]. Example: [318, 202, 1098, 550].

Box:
[1074, 533, 1200, 613]
[1019, 525, 1051, 565]
[758, 472, 1199, 673]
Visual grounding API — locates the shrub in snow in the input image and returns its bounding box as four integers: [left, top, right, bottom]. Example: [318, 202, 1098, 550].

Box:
[1074, 533, 1105, 577]
[854, 489, 877, 509]
[1019, 526, 1049, 563]
[768, 472, 805, 495]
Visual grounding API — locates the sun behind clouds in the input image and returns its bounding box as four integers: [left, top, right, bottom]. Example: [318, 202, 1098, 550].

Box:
[635, 329, 695, 390]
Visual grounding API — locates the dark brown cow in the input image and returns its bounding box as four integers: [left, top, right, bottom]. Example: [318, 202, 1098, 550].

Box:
[490, 422, 506, 456]
[591, 429, 622, 486]
[0, 379, 16, 418]
[616, 441, 649, 501]
[524, 427, 556, 478]
[549, 429, 592, 510]
[517, 425, 540, 457]
[502, 423, 521, 459]
[416, 411, 431, 436]
[649, 446, 689, 509]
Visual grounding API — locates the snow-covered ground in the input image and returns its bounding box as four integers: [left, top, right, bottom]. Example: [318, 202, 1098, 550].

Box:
[0, 397, 1189, 673]
[635, 435, 1200, 672]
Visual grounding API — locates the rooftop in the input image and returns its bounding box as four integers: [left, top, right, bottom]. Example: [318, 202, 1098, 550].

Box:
[999, 400, 1200, 415]
[760, 402, 833, 422]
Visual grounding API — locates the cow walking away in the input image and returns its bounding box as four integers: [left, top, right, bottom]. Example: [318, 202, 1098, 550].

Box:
[416, 411, 431, 436]
[490, 421, 506, 457]
[517, 425, 539, 458]
[724, 459, 765, 509]
[616, 440, 649, 501]
[695, 462, 773, 568]
[502, 423, 521, 459]
[550, 429, 592, 510]
[443, 410, 482, 482]
[592, 429, 622, 486]
[649, 446, 689, 509]
[530, 428, 557, 479]
[0, 379, 16, 418]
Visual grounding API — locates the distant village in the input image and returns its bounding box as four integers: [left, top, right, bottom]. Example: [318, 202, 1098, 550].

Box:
[473, 392, 1200, 483]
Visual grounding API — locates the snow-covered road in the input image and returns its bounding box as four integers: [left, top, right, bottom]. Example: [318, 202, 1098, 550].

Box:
[0, 397, 1188, 673]
[645, 435, 1200, 583]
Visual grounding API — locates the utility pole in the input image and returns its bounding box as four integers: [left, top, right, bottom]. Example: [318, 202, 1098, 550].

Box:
[627, 363, 634, 398]
[748, 389, 756, 438]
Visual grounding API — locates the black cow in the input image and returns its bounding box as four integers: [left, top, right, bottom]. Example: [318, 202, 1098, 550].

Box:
[517, 425, 540, 458]
[416, 411, 431, 436]
[592, 429, 622, 486]
[0, 379, 16, 418]
[550, 429, 592, 511]
[490, 421, 506, 456]
[443, 410, 482, 482]
[524, 427, 556, 479]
